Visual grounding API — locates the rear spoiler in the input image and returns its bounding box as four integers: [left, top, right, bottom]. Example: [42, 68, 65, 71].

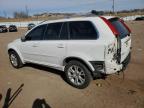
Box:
[100, 16, 119, 37]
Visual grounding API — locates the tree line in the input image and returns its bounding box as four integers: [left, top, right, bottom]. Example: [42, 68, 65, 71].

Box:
[13, 11, 29, 18]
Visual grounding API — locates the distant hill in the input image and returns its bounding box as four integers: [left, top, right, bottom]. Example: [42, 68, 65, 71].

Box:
[0, 8, 144, 22]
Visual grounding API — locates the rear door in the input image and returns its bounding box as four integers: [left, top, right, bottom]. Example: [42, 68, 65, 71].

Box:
[109, 18, 131, 62]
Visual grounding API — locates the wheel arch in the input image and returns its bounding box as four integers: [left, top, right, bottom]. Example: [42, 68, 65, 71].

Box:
[8, 48, 25, 64]
[63, 57, 95, 78]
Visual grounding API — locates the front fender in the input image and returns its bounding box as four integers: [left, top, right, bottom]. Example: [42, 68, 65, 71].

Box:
[8, 44, 25, 64]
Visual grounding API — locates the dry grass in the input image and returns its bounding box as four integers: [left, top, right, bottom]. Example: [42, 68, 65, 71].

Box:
[0, 15, 66, 22]
[0, 12, 144, 22]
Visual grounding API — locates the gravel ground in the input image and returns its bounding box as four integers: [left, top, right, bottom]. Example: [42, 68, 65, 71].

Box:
[0, 21, 144, 108]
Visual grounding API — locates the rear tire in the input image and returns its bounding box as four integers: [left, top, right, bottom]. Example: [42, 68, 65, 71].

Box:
[9, 51, 23, 68]
[65, 60, 92, 89]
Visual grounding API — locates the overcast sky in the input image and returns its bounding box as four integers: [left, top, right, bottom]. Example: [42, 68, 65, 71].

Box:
[0, 0, 144, 17]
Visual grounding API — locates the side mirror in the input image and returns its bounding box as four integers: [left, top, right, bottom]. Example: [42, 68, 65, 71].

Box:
[21, 36, 26, 42]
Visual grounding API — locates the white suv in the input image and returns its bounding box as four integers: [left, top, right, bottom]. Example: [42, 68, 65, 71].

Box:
[8, 16, 131, 89]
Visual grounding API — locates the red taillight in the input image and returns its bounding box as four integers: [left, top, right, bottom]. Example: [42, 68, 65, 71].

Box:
[119, 19, 131, 33]
[100, 16, 119, 36]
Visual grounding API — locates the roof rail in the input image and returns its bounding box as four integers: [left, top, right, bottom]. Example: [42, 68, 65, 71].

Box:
[39, 20, 48, 24]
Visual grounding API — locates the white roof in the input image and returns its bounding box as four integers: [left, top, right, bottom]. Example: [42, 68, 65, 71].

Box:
[41, 16, 117, 25]
[101, 16, 118, 19]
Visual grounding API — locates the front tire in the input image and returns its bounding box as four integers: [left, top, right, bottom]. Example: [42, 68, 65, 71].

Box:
[9, 51, 23, 68]
[65, 60, 92, 89]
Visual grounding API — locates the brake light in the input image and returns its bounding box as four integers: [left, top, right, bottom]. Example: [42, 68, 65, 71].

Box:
[119, 19, 131, 33]
[100, 16, 119, 36]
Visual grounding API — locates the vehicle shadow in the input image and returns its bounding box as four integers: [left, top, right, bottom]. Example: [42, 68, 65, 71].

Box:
[25, 63, 107, 81]
[2, 84, 24, 108]
[25, 63, 66, 81]
[32, 98, 51, 108]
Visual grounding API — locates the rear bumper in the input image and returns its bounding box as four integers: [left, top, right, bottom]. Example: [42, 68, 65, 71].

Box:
[9, 28, 17, 32]
[90, 52, 131, 78]
[0, 29, 7, 32]
[105, 52, 131, 74]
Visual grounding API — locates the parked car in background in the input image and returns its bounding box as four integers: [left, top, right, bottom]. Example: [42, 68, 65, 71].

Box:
[8, 16, 132, 89]
[135, 16, 144, 21]
[9, 25, 18, 32]
[28, 23, 35, 30]
[0, 25, 8, 33]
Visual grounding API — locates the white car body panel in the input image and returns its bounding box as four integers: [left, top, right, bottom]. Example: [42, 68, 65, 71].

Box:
[120, 35, 131, 62]
[7, 16, 131, 75]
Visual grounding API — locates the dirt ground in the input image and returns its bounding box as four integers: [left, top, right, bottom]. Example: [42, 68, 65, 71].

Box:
[0, 21, 144, 108]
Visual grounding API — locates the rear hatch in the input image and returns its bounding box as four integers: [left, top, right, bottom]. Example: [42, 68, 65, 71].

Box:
[109, 18, 131, 63]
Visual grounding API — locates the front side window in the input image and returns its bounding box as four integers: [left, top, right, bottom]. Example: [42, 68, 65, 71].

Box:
[25, 24, 47, 41]
[44, 22, 63, 40]
[69, 21, 97, 40]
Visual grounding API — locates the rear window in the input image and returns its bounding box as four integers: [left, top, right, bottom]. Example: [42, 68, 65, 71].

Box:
[109, 18, 130, 39]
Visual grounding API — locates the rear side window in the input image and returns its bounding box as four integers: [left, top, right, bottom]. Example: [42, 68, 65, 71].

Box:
[69, 21, 97, 40]
[44, 22, 63, 40]
[109, 18, 130, 39]
[59, 23, 69, 40]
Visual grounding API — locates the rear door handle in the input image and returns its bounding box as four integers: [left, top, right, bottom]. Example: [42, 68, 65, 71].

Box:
[32, 43, 39, 47]
[57, 44, 64, 48]
[32, 45, 38, 47]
